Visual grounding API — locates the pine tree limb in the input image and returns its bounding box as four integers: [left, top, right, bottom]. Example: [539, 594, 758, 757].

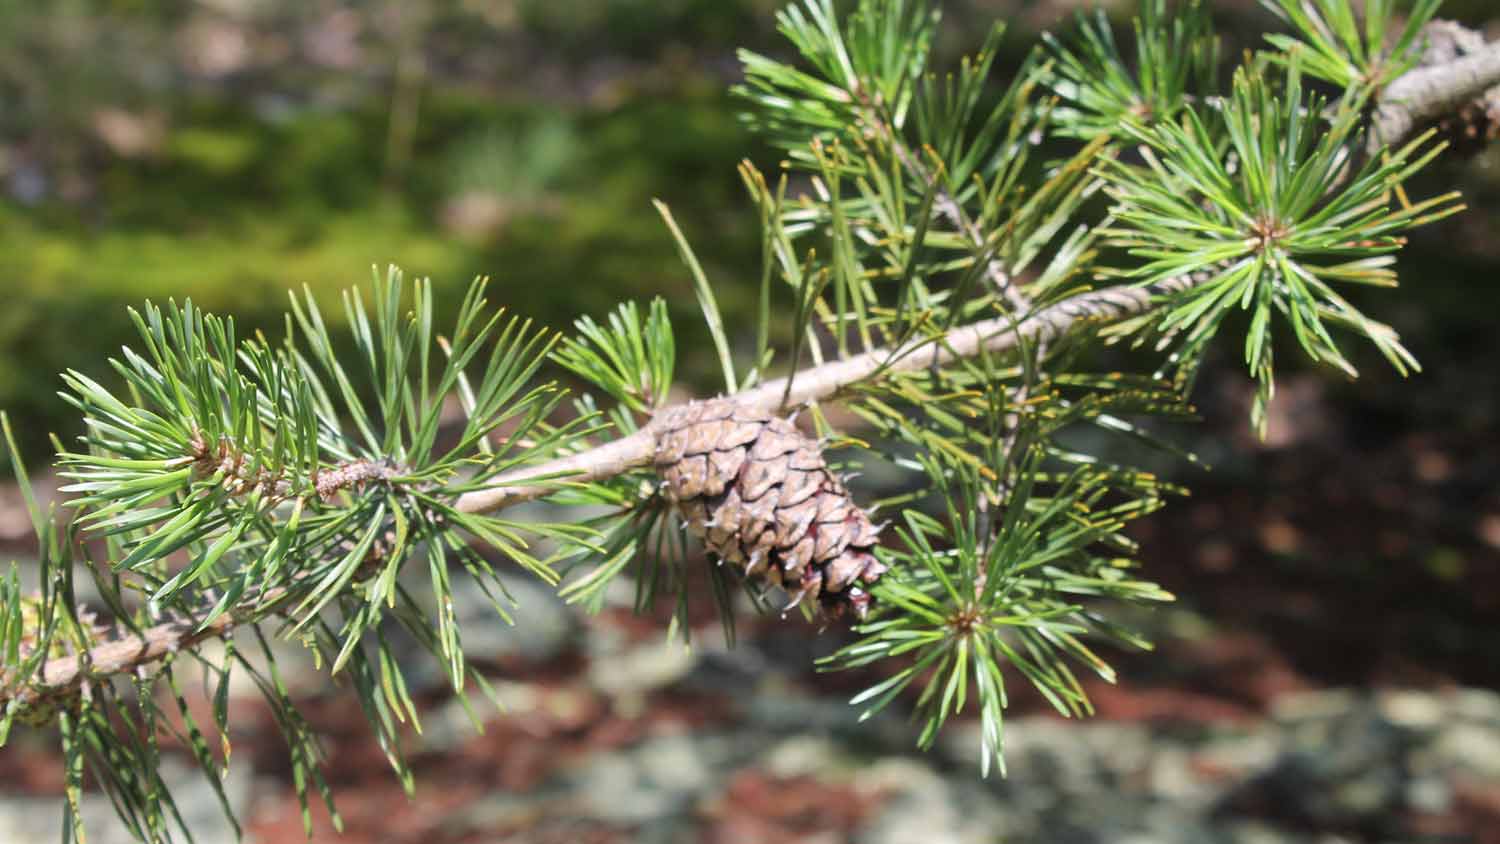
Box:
[1371, 24, 1500, 149]
[2, 273, 1189, 706]
[2, 588, 288, 711]
[452, 275, 1197, 515]
[7, 31, 1497, 710]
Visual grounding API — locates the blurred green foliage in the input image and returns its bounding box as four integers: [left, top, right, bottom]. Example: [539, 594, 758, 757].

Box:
[516, 0, 782, 56]
[0, 0, 1496, 464]
[0, 0, 775, 456]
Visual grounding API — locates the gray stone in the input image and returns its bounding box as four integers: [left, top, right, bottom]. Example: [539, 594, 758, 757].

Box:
[554, 730, 739, 828]
[586, 635, 699, 704]
[1405, 776, 1452, 813]
[0, 757, 252, 844]
[1221, 820, 1309, 844]
[565, 751, 681, 824]
[1271, 690, 1359, 724]
[1139, 806, 1238, 844]
[450, 572, 577, 664]
[1376, 690, 1445, 732]
[1330, 770, 1400, 816]
[444, 793, 546, 836]
[855, 759, 1012, 844]
[1195, 729, 1281, 777]
[741, 680, 908, 749]
[760, 735, 846, 778]
[414, 686, 506, 754]
[1148, 746, 1207, 802]
[1434, 722, 1500, 778]
[385, 570, 580, 696]
[1450, 688, 1500, 725]
[635, 731, 712, 794]
[997, 718, 1108, 794]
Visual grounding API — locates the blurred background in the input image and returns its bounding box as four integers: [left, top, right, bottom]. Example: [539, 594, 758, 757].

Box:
[1, 1, 1499, 842]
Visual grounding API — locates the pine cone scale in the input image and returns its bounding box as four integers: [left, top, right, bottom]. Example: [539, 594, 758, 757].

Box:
[740, 457, 786, 501]
[709, 447, 749, 483]
[778, 469, 822, 506]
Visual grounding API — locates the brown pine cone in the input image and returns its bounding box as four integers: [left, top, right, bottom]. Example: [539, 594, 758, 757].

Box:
[652, 398, 886, 618]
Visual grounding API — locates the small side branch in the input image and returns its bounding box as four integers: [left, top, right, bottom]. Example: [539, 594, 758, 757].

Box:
[3, 590, 280, 710]
[1371, 29, 1500, 150]
[452, 429, 659, 514]
[457, 274, 1200, 515]
[875, 109, 1029, 313]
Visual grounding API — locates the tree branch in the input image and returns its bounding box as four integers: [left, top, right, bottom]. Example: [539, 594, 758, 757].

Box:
[453, 274, 1196, 515]
[862, 93, 1030, 313]
[0, 271, 1199, 711]
[887, 136, 1027, 308]
[3, 590, 284, 711]
[8, 28, 1498, 709]
[1371, 25, 1500, 150]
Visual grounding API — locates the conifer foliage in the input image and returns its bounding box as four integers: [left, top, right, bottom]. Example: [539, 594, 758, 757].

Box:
[3, 0, 1498, 839]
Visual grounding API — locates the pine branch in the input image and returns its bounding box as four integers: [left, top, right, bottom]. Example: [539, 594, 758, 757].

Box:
[12, 7, 1499, 838]
[5, 12, 1497, 731]
[1371, 22, 1500, 148]
[7, 590, 280, 709]
[3, 267, 1198, 710]
[456, 275, 1201, 516]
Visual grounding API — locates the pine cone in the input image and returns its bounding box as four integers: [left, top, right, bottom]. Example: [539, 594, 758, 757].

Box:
[652, 398, 886, 618]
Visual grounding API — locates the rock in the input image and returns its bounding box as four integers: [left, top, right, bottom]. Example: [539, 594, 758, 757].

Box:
[990, 718, 1107, 794]
[414, 688, 503, 754]
[1405, 776, 1452, 813]
[567, 751, 680, 824]
[760, 735, 846, 779]
[1138, 806, 1236, 844]
[686, 642, 773, 691]
[1270, 689, 1358, 724]
[855, 759, 1012, 844]
[1080, 721, 1154, 781]
[1194, 728, 1281, 778]
[635, 731, 712, 794]
[1224, 697, 1418, 830]
[452, 573, 577, 665]
[557, 730, 733, 827]
[742, 679, 901, 748]
[1221, 820, 1309, 844]
[1376, 690, 1445, 732]
[0, 758, 252, 844]
[586, 635, 699, 706]
[1434, 722, 1500, 779]
[1149, 746, 1206, 802]
[386, 568, 580, 697]
[444, 793, 545, 836]
[1330, 768, 1400, 817]
[1450, 688, 1500, 725]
